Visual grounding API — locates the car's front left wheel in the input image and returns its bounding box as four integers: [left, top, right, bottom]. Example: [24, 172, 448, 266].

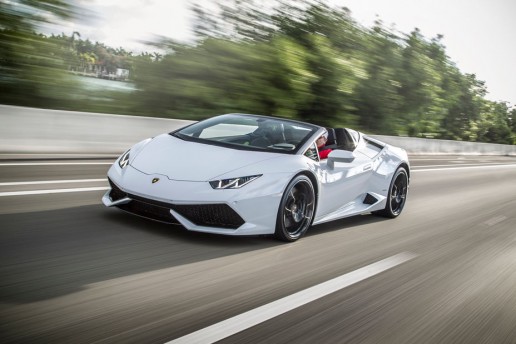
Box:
[374, 167, 408, 218]
[275, 175, 315, 242]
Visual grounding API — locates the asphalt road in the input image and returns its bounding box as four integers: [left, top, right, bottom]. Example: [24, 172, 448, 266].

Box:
[1, 155, 516, 343]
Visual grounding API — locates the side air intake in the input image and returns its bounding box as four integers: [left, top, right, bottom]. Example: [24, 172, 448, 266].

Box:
[363, 193, 378, 205]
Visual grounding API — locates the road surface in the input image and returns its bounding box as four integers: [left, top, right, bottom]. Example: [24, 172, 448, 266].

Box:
[1, 155, 516, 343]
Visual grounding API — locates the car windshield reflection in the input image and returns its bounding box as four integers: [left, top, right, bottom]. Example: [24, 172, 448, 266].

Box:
[172, 114, 318, 153]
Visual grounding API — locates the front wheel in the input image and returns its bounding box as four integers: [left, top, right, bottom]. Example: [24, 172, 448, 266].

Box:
[374, 167, 408, 218]
[274, 175, 315, 242]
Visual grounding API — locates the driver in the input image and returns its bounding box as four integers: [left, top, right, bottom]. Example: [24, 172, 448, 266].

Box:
[316, 131, 332, 159]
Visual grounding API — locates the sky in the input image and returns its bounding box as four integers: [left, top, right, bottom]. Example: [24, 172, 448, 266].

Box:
[51, 0, 516, 106]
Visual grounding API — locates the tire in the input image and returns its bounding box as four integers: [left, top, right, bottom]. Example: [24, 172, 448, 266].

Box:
[374, 167, 408, 218]
[274, 175, 315, 242]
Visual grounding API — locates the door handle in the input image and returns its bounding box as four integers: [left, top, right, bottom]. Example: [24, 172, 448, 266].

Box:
[363, 164, 372, 171]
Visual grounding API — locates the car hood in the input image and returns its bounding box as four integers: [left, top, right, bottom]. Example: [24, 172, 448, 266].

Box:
[130, 134, 280, 181]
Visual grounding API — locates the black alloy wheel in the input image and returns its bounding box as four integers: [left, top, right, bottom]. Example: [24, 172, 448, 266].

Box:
[275, 175, 315, 242]
[374, 167, 408, 218]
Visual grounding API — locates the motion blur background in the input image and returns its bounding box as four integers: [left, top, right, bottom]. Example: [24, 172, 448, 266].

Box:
[1, 0, 515, 144]
[2, 3, 516, 343]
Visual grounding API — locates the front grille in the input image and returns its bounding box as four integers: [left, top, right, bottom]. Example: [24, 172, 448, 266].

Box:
[107, 179, 244, 229]
[128, 193, 244, 229]
[117, 199, 179, 224]
[172, 204, 245, 229]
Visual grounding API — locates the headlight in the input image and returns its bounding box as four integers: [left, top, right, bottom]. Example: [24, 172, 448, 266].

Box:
[209, 175, 262, 189]
[118, 150, 130, 169]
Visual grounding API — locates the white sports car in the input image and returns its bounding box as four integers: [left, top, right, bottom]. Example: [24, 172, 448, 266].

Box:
[103, 114, 409, 241]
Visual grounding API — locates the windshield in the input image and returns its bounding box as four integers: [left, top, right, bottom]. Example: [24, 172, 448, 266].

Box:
[172, 114, 318, 154]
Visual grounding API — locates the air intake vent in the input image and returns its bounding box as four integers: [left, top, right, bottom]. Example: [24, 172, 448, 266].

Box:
[363, 193, 378, 205]
[118, 192, 244, 229]
[108, 178, 127, 201]
[117, 199, 180, 224]
[172, 204, 245, 229]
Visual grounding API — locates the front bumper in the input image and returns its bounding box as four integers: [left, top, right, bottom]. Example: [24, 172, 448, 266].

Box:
[104, 179, 245, 228]
[103, 165, 292, 236]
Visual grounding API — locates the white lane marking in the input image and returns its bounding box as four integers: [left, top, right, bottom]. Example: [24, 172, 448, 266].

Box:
[414, 162, 516, 169]
[166, 252, 417, 344]
[0, 179, 106, 186]
[409, 158, 470, 161]
[0, 187, 109, 197]
[484, 216, 508, 227]
[2, 163, 513, 196]
[0, 154, 117, 157]
[412, 164, 516, 173]
[0, 162, 112, 166]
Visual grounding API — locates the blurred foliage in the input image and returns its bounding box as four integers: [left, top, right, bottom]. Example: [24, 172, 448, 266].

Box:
[1, 0, 79, 108]
[1, 0, 515, 144]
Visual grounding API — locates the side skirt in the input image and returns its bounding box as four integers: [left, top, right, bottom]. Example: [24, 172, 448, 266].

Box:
[312, 192, 386, 226]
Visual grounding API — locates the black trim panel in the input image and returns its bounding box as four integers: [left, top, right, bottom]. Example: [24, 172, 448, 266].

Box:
[108, 178, 244, 229]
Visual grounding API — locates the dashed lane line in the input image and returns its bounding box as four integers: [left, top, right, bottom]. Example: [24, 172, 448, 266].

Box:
[0, 187, 109, 197]
[1, 163, 514, 196]
[0, 179, 106, 186]
[412, 163, 516, 172]
[166, 252, 417, 344]
[0, 162, 112, 166]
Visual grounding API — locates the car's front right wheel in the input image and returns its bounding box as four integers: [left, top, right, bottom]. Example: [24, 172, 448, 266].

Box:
[275, 175, 315, 242]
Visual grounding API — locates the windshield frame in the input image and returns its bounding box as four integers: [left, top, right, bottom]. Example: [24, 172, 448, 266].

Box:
[170, 114, 320, 155]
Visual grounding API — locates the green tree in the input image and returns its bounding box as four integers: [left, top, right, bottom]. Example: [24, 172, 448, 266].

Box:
[131, 37, 314, 120]
[509, 106, 516, 139]
[274, 2, 363, 127]
[398, 30, 448, 137]
[0, 0, 81, 107]
[510, 108, 516, 144]
[477, 101, 512, 144]
[353, 22, 403, 134]
[1, 0, 513, 144]
[192, 0, 276, 42]
[439, 73, 486, 141]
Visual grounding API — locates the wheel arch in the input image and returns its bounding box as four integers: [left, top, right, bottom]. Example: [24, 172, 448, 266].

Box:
[398, 162, 410, 182]
[294, 170, 319, 224]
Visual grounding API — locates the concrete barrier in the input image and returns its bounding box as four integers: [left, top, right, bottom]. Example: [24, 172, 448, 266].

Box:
[370, 135, 516, 156]
[1, 105, 515, 156]
[0, 105, 193, 154]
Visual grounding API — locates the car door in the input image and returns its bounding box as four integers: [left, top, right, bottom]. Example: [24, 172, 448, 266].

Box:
[315, 148, 373, 218]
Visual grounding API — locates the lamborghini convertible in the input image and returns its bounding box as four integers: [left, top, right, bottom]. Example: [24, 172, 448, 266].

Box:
[103, 114, 409, 241]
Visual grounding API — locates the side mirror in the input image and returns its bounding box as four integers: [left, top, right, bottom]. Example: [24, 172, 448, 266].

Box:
[327, 150, 355, 169]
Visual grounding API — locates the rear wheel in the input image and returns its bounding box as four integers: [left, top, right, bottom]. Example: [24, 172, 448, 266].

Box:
[374, 167, 408, 218]
[274, 175, 315, 242]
